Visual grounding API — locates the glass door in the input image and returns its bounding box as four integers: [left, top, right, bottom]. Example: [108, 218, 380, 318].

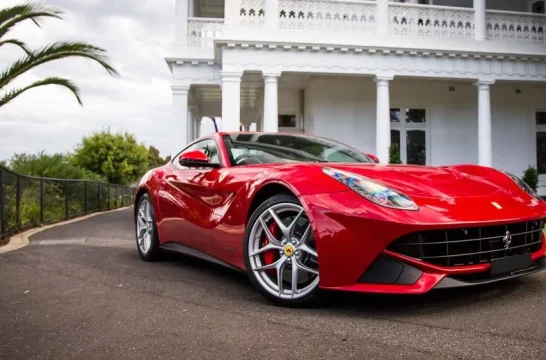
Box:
[390, 107, 429, 165]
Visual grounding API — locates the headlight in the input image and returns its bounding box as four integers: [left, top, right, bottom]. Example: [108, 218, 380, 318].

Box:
[502, 171, 542, 201]
[322, 167, 419, 211]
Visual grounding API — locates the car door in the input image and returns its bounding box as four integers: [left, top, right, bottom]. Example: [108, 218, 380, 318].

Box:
[157, 138, 223, 255]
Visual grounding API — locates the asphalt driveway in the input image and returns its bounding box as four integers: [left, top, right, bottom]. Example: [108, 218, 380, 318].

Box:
[1, 208, 545, 359]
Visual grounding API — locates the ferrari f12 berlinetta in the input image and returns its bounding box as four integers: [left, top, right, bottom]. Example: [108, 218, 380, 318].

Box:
[134, 132, 546, 306]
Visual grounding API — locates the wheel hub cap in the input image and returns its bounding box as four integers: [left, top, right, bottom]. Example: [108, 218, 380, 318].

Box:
[283, 244, 294, 257]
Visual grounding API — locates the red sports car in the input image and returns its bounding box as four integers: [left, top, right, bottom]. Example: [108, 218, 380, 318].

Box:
[134, 132, 546, 306]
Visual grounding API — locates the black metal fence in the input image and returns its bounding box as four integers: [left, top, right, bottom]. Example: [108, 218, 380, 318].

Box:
[0, 165, 136, 240]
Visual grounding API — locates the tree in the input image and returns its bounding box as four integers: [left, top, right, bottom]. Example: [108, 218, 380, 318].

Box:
[0, 2, 118, 108]
[147, 146, 170, 169]
[523, 166, 539, 192]
[71, 129, 149, 185]
[389, 143, 402, 164]
[6, 151, 104, 180]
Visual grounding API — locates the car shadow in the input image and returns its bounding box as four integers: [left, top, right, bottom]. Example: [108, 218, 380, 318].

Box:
[318, 279, 526, 316]
[147, 250, 532, 316]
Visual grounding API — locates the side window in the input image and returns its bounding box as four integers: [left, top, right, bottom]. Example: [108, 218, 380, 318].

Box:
[173, 139, 221, 169]
[194, 139, 220, 165]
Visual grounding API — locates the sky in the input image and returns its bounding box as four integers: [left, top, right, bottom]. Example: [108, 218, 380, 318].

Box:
[0, 0, 217, 161]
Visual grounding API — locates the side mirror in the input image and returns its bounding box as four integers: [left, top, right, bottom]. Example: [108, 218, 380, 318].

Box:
[179, 150, 218, 168]
[366, 153, 380, 163]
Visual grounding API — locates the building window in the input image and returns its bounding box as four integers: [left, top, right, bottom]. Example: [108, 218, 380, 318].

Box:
[532, 1, 545, 14]
[278, 114, 299, 133]
[390, 107, 429, 165]
[278, 114, 296, 127]
[537, 111, 546, 174]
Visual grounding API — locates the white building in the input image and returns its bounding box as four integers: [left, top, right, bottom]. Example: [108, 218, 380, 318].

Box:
[166, 0, 546, 193]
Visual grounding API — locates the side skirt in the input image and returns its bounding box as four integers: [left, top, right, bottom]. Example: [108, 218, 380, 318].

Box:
[159, 242, 245, 274]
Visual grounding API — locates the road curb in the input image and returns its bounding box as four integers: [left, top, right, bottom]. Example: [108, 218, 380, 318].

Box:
[0, 206, 132, 255]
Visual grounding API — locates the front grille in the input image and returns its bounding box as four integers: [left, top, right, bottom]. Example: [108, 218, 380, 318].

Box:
[387, 219, 545, 267]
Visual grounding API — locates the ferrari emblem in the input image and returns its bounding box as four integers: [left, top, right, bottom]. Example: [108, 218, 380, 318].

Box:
[503, 231, 512, 249]
[283, 245, 294, 257]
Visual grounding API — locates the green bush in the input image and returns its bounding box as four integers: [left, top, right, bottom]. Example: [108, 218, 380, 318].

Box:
[389, 143, 402, 164]
[523, 166, 539, 192]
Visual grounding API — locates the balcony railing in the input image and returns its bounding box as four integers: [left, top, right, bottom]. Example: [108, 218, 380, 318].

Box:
[186, 1, 546, 48]
[277, 0, 376, 33]
[487, 10, 545, 44]
[389, 3, 475, 40]
[188, 17, 224, 48]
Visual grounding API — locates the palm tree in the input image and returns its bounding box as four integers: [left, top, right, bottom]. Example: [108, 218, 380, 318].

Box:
[0, 2, 119, 108]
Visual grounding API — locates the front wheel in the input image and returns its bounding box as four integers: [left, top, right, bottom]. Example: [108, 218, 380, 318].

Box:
[244, 194, 321, 306]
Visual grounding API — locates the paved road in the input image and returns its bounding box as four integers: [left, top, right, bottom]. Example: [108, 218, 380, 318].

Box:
[1, 209, 546, 360]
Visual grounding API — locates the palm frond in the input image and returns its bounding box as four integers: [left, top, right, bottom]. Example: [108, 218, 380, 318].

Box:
[0, 41, 119, 90]
[0, 38, 31, 55]
[0, 77, 81, 107]
[0, 3, 63, 40]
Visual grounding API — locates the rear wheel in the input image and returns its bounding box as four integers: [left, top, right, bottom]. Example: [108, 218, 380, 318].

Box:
[244, 194, 320, 306]
[135, 193, 161, 261]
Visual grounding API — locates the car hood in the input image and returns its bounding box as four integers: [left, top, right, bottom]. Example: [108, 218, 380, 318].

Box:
[324, 163, 511, 199]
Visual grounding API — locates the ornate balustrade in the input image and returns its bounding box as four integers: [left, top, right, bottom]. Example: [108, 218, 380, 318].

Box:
[188, 17, 224, 47]
[389, 3, 474, 40]
[277, 0, 376, 33]
[186, 1, 546, 49]
[487, 10, 546, 44]
[239, 0, 266, 27]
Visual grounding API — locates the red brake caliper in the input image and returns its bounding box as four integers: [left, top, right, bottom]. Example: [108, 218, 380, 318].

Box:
[262, 221, 279, 276]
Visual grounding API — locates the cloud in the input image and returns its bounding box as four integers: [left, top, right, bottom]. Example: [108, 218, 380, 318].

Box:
[0, 0, 180, 160]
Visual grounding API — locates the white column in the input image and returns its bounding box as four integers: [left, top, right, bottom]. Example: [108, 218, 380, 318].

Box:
[474, 0, 487, 41]
[475, 80, 494, 167]
[171, 84, 190, 157]
[221, 71, 243, 131]
[174, 0, 189, 45]
[194, 116, 201, 139]
[376, 0, 389, 36]
[224, 0, 240, 26]
[188, 0, 195, 17]
[265, 0, 279, 28]
[187, 108, 194, 143]
[375, 75, 393, 164]
[263, 72, 280, 133]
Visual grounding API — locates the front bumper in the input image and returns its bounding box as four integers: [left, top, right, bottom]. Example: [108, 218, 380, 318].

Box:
[300, 191, 546, 294]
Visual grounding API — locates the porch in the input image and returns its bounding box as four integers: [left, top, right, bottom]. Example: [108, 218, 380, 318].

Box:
[181, 73, 546, 194]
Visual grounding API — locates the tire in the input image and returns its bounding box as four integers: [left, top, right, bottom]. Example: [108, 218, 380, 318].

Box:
[135, 193, 161, 261]
[243, 194, 321, 307]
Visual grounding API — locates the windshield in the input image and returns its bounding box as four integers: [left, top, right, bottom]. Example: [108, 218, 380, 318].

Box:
[222, 134, 373, 166]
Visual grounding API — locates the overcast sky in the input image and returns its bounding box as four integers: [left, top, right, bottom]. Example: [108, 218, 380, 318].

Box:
[0, 0, 216, 161]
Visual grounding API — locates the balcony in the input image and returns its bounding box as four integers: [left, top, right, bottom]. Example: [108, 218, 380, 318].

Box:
[181, 0, 546, 55]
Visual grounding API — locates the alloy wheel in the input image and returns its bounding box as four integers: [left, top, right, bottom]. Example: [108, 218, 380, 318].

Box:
[248, 203, 319, 300]
[136, 198, 154, 255]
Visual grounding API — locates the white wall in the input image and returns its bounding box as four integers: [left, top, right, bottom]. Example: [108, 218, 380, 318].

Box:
[304, 76, 546, 178]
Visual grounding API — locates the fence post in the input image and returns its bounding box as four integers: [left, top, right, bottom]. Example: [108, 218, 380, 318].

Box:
[97, 183, 101, 211]
[107, 184, 110, 210]
[15, 176, 21, 228]
[40, 178, 44, 224]
[0, 167, 5, 237]
[65, 182, 69, 220]
[84, 181, 88, 215]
